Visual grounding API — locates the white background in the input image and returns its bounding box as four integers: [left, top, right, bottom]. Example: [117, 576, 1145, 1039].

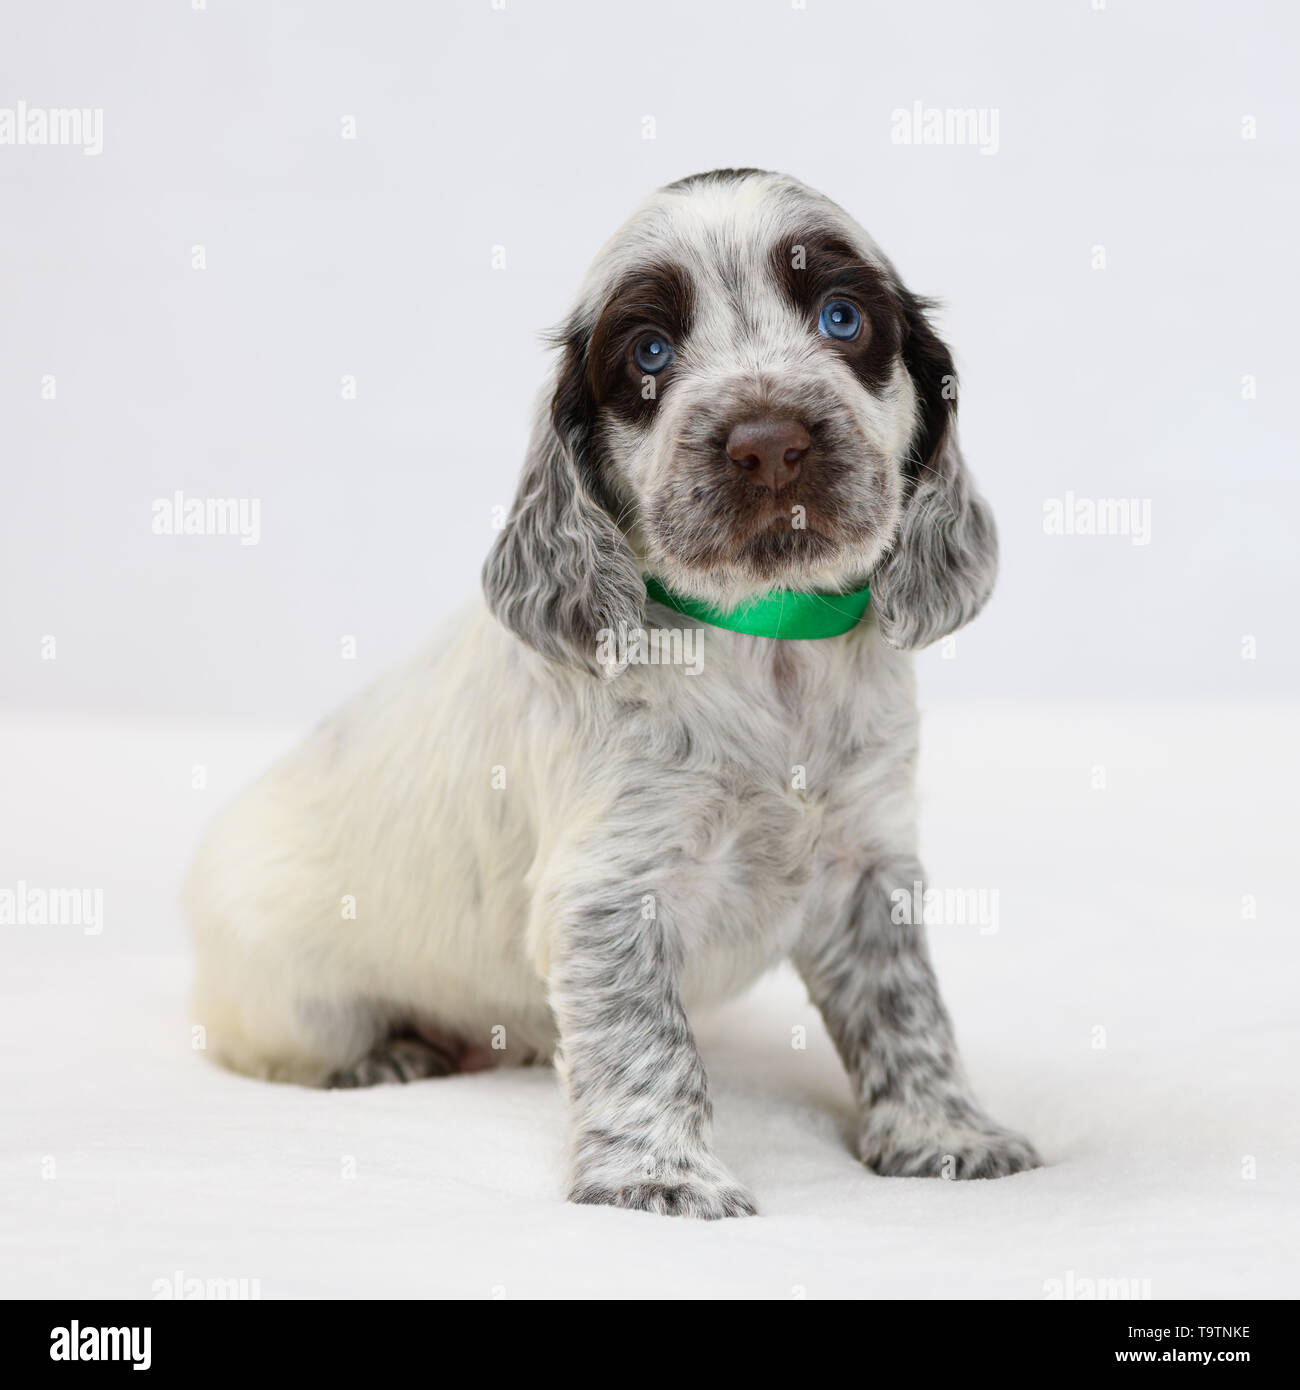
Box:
[2, 0, 1296, 720]
[2, 1, 1298, 1302]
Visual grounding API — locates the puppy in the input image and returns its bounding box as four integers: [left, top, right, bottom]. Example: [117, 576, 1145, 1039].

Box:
[185, 168, 1041, 1217]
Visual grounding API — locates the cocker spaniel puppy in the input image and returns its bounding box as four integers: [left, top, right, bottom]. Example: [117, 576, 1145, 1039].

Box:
[186, 168, 1041, 1217]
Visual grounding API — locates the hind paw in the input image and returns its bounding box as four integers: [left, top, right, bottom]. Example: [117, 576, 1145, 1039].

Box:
[326, 1030, 494, 1089]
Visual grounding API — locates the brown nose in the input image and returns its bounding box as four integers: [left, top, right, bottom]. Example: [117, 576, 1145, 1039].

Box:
[725, 417, 811, 493]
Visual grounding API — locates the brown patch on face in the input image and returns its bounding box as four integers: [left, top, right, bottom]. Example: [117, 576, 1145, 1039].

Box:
[587, 261, 695, 426]
[770, 229, 958, 483]
[548, 260, 694, 513]
[769, 231, 903, 391]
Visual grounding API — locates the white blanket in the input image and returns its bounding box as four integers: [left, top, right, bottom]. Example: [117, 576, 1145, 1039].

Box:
[2, 706, 1295, 1299]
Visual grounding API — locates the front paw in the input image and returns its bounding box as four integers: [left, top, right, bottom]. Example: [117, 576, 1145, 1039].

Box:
[569, 1149, 757, 1218]
[570, 1174, 757, 1218]
[861, 1111, 1042, 1180]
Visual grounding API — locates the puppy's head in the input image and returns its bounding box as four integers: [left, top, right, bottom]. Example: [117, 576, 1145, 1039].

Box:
[485, 169, 996, 671]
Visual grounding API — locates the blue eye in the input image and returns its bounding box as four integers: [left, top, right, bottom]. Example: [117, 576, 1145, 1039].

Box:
[818, 299, 862, 342]
[633, 335, 674, 374]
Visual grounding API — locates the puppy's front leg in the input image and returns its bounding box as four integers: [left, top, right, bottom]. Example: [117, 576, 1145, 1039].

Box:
[548, 897, 756, 1218]
[795, 860, 1041, 1180]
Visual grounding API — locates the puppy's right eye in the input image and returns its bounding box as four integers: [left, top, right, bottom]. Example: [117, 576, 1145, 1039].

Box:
[633, 334, 675, 374]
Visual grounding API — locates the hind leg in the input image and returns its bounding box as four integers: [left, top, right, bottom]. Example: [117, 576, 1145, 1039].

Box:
[191, 958, 385, 1086]
[192, 943, 509, 1089]
[185, 842, 534, 1088]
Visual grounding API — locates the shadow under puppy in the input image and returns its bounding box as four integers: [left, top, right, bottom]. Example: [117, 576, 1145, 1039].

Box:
[185, 168, 1041, 1217]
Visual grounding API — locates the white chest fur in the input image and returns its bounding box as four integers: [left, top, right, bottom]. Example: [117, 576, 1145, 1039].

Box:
[563, 613, 922, 1008]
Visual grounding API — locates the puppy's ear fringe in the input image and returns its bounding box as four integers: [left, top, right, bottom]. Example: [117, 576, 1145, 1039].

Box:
[482, 328, 645, 676]
[871, 291, 998, 651]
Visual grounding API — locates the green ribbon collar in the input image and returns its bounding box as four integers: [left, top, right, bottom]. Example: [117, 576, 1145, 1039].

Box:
[644, 575, 871, 641]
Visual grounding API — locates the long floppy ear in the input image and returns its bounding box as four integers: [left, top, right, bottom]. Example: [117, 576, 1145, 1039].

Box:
[482, 327, 645, 674]
[870, 290, 998, 650]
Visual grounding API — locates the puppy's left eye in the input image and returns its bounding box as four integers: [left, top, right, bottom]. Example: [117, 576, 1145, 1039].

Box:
[633, 334, 675, 374]
[818, 299, 862, 342]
